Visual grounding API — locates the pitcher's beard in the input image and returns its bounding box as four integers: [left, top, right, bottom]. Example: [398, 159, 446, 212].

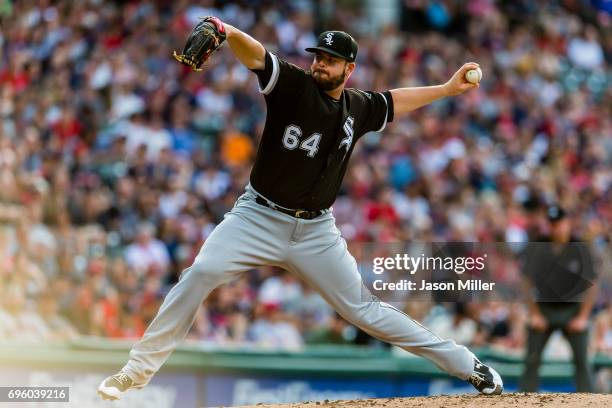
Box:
[313, 70, 346, 91]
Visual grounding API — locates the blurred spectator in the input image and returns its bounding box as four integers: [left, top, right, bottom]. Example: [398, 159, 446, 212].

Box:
[567, 26, 605, 70]
[305, 313, 356, 345]
[37, 290, 79, 341]
[258, 270, 303, 309]
[425, 303, 477, 346]
[594, 303, 612, 354]
[289, 284, 334, 334]
[249, 302, 303, 350]
[124, 222, 171, 278]
[0, 283, 50, 342]
[594, 303, 612, 392]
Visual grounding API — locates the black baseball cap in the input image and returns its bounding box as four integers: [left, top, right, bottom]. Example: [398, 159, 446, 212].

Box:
[547, 205, 566, 222]
[305, 31, 358, 62]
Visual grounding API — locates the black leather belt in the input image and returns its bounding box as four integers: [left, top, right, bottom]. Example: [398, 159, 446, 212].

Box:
[255, 196, 324, 220]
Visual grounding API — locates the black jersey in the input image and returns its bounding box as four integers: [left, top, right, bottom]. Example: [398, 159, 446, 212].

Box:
[250, 51, 393, 210]
[522, 239, 596, 303]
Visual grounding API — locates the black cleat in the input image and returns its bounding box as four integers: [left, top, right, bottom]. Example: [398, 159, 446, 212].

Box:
[468, 358, 503, 395]
[97, 371, 146, 400]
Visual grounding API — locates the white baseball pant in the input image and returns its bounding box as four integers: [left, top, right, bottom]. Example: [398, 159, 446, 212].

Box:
[123, 186, 474, 383]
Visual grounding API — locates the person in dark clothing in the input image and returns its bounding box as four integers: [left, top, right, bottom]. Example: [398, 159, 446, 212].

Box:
[520, 205, 597, 392]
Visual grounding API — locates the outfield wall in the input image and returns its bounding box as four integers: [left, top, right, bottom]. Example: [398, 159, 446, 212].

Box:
[0, 339, 610, 407]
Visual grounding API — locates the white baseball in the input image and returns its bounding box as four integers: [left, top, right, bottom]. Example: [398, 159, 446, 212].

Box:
[465, 67, 482, 84]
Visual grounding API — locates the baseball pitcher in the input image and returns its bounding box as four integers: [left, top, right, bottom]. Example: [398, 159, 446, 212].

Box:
[98, 16, 503, 400]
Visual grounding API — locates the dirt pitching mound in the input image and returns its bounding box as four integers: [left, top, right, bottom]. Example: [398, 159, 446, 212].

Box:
[241, 393, 611, 408]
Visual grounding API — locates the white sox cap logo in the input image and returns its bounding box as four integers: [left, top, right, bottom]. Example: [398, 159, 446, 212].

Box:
[324, 32, 334, 46]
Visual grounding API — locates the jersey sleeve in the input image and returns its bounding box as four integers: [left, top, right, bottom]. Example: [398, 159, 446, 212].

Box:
[251, 51, 308, 101]
[358, 90, 394, 134]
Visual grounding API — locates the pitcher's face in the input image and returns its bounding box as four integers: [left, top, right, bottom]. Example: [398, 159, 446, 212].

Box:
[311, 52, 353, 91]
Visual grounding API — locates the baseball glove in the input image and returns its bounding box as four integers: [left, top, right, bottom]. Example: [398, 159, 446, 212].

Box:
[173, 16, 226, 71]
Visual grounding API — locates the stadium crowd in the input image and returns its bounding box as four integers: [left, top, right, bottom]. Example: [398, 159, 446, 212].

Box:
[0, 0, 610, 370]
